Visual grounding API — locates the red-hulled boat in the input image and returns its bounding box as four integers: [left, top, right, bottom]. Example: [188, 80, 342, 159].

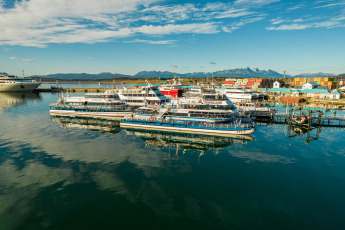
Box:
[159, 75, 184, 98]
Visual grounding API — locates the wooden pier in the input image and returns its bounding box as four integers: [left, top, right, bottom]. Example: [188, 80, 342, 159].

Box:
[270, 113, 345, 128]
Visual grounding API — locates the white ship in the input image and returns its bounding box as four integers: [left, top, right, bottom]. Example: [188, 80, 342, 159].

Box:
[118, 83, 169, 107]
[0, 74, 41, 92]
[218, 86, 259, 101]
[134, 91, 239, 123]
[49, 90, 133, 119]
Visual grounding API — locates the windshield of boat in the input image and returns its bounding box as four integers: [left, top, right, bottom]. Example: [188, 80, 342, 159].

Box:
[203, 94, 227, 101]
[85, 94, 119, 99]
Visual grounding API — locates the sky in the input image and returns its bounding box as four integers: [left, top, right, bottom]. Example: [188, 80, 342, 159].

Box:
[0, 0, 345, 76]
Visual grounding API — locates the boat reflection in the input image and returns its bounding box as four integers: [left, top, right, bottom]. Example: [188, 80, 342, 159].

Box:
[124, 129, 254, 156]
[0, 92, 41, 113]
[286, 124, 322, 144]
[51, 116, 121, 134]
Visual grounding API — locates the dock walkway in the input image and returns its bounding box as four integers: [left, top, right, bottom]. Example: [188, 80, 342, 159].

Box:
[272, 113, 345, 127]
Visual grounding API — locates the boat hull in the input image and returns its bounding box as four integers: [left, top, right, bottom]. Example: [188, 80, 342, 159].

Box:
[225, 93, 252, 100]
[49, 110, 132, 120]
[0, 82, 41, 92]
[120, 121, 255, 137]
[160, 89, 184, 98]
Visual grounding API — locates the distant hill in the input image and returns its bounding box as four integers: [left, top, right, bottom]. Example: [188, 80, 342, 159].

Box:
[135, 68, 284, 78]
[335, 73, 345, 79]
[0, 72, 8, 75]
[29, 68, 340, 80]
[31, 72, 132, 80]
[293, 72, 332, 78]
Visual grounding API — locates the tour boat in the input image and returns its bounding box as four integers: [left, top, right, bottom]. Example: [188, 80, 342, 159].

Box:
[118, 83, 169, 107]
[218, 86, 259, 101]
[133, 91, 239, 123]
[0, 74, 41, 92]
[120, 118, 255, 137]
[159, 75, 184, 98]
[236, 102, 271, 115]
[183, 83, 216, 97]
[49, 90, 133, 119]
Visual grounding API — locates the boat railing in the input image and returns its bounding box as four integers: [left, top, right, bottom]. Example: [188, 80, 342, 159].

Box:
[323, 114, 345, 119]
[50, 104, 131, 112]
[123, 117, 254, 129]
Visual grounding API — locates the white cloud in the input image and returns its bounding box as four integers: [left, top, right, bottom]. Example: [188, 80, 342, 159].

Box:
[287, 4, 304, 11]
[215, 9, 254, 19]
[223, 16, 264, 33]
[0, 0, 273, 47]
[9, 56, 38, 63]
[0, 0, 158, 47]
[267, 14, 345, 31]
[125, 39, 176, 45]
[134, 23, 218, 35]
[234, 0, 280, 5]
[266, 23, 310, 30]
[271, 18, 285, 25]
[314, 2, 345, 9]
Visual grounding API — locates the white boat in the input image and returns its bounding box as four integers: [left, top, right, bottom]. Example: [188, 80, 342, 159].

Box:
[49, 90, 132, 119]
[236, 102, 271, 116]
[218, 86, 259, 101]
[159, 75, 184, 98]
[118, 83, 169, 107]
[120, 119, 255, 137]
[133, 91, 239, 123]
[183, 83, 216, 97]
[0, 74, 41, 92]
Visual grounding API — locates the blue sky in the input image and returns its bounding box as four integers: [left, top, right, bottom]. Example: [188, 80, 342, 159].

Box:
[0, 0, 345, 76]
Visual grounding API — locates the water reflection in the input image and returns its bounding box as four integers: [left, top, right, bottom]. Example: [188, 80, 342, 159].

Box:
[0, 92, 41, 113]
[51, 116, 121, 134]
[1, 93, 345, 229]
[125, 129, 252, 153]
[286, 124, 322, 144]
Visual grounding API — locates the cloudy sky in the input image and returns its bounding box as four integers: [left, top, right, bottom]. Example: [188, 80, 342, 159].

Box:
[0, 0, 345, 76]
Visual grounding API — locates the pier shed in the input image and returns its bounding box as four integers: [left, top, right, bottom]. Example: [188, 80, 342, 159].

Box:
[300, 88, 341, 99]
[330, 90, 342, 99]
[302, 82, 319, 90]
[266, 88, 293, 96]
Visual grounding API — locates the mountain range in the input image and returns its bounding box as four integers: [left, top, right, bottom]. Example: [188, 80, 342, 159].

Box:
[2, 68, 339, 79]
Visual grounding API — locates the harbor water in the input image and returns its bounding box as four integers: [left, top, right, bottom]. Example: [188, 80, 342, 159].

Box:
[1, 91, 345, 229]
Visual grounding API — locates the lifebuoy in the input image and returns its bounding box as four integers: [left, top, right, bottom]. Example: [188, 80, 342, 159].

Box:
[203, 122, 206, 126]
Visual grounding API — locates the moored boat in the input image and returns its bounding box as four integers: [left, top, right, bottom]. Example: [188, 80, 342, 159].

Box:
[49, 90, 133, 119]
[0, 74, 41, 92]
[120, 118, 255, 137]
[133, 90, 239, 123]
[118, 83, 169, 107]
[218, 86, 259, 101]
[159, 75, 184, 98]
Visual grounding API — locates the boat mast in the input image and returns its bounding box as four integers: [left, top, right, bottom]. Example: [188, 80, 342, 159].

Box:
[113, 73, 115, 89]
[56, 75, 59, 88]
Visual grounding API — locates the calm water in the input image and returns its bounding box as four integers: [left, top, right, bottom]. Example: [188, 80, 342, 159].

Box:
[1, 92, 345, 230]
